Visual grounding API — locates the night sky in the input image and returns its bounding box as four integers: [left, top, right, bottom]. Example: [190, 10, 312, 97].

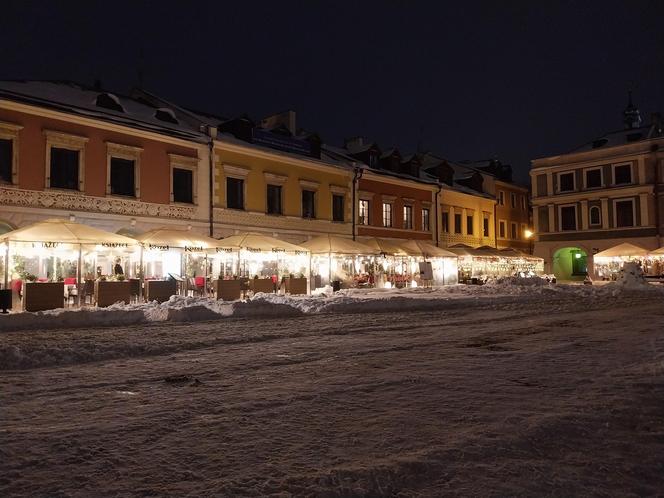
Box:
[2, 0, 663, 183]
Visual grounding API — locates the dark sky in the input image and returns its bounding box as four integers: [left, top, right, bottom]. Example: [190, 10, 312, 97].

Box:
[2, 1, 663, 183]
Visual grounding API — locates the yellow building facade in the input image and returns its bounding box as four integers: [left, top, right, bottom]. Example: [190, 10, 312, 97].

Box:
[439, 187, 497, 248]
[212, 140, 353, 244]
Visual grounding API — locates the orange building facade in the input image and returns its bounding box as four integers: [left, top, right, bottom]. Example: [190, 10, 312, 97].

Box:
[356, 171, 437, 241]
[0, 93, 209, 236]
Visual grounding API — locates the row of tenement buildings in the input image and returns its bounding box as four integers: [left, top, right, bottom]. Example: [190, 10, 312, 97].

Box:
[0, 80, 530, 255]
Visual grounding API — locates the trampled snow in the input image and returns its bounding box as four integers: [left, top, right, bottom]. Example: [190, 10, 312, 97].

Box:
[1, 287, 663, 496]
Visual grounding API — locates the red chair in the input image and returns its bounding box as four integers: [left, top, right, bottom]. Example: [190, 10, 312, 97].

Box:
[64, 277, 77, 285]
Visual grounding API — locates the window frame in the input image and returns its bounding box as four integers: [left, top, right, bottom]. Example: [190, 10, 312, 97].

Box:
[0, 121, 22, 186]
[510, 192, 516, 209]
[382, 202, 393, 228]
[498, 191, 505, 206]
[454, 212, 462, 234]
[498, 220, 506, 239]
[358, 198, 370, 225]
[106, 142, 142, 198]
[583, 166, 604, 190]
[403, 204, 413, 229]
[612, 162, 633, 186]
[226, 176, 245, 210]
[421, 207, 430, 232]
[442, 210, 449, 233]
[557, 171, 576, 193]
[301, 189, 317, 219]
[558, 203, 578, 231]
[170, 154, 198, 205]
[613, 198, 636, 228]
[332, 193, 345, 222]
[510, 222, 518, 240]
[466, 214, 474, 235]
[483, 216, 490, 237]
[589, 205, 601, 226]
[266, 184, 283, 215]
[44, 130, 88, 192]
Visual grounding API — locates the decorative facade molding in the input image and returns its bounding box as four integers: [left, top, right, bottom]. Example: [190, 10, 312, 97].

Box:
[329, 184, 349, 195]
[264, 172, 288, 184]
[299, 179, 320, 190]
[223, 163, 251, 177]
[214, 207, 351, 235]
[0, 187, 195, 219]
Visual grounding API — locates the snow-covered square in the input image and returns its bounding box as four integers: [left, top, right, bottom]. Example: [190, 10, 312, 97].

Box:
[1, 280, 663, 496]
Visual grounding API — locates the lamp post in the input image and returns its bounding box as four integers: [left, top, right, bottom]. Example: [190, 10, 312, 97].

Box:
[524, 229, 534, 255]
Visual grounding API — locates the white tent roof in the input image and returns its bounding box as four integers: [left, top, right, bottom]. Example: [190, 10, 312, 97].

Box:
[594, 242, 650, 258]
[135, 229, 223, 250]
[360, 238, 410, 256]
[397, 240, 458, 258]
[1, 219, 138, 245]
[650, 246, 664, 256]
[217, 233, 307, 253]
[300, 234, 378, 255]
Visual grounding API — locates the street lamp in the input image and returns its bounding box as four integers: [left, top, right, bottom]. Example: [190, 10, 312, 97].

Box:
[524, 229, 534, 255]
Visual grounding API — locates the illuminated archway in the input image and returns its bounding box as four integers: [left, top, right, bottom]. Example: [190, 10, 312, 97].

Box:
[552, 247, 588, 281]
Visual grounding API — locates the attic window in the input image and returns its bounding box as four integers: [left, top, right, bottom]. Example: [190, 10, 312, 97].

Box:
[155, 108, 178, 124]
[95, 93, 124, 113]
[591, 138, 608, 149]
[626, 132, 642, 142]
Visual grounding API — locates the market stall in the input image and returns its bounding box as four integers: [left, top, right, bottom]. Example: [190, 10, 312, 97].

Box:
[212, 233, 310, 297]
[396, 240, 459, 286]
[361, 238, 411, 288]
[447, 244, 535, 282]
[135, 228, 224, 300]
[593, 242, 650, 280]
[300, 235, 379, 289]
[498, 248, 544, 276]
[1, 219, 139, 310]
[648, 246, 664, 276]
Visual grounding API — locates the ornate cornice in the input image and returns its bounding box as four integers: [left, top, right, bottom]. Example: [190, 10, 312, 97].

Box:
[0, 187, 195, 219]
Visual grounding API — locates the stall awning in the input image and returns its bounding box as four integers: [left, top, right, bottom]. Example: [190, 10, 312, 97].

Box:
[135, 229, 223, 251]
[300, 235, 378, 255]
[650, 246, 664, 256]
[217, 233, 308, 253]
[398, 240, 458, 258]
[361, 238, 410, 256]
[594, 242, 650, 258]
[0, 219, 138, 245]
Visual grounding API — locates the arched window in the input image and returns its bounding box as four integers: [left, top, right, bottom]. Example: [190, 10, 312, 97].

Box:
[589, 206, 601, 226]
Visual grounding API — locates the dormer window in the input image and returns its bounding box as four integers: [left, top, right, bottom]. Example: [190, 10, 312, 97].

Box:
[155, 108, 178, 124]
[95, 93, 124, 113]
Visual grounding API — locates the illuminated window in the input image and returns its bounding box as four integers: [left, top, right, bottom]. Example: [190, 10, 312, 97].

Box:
[358, 199, 370, 225]
[403, 205, 413, 229]
[382, 203, 392, 227]
[422, 208, 430, 231]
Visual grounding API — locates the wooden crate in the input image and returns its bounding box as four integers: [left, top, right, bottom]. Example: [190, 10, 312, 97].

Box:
[250, 278, 274, 294]
[23, 282, 64, 312]
[145, 279, 177, 303]
[215, 279, 242, 301]
[286, 277, 308, 295]
[95, 280, 131, 307]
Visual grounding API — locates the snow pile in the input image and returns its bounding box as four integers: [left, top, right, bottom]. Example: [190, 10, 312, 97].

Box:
[485, 274, 553, 288]
[137, 295, 232, 322]
[607, 262, 653, 293]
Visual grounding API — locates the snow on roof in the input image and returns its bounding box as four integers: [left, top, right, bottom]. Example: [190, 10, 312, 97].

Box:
[0, 80, 207, 142]
[568, 123, 664, 154]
